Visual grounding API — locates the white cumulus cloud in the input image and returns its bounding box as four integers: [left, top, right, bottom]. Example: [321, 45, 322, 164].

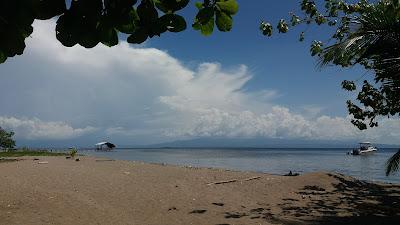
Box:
[0, 117, 96, 140]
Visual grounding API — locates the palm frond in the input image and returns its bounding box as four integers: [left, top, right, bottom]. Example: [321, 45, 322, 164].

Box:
[386, 150, 400, 176]
[319, 0, 400, 68]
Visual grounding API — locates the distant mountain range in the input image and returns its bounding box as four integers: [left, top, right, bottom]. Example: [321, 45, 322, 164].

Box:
[139, 137, 400, 149]
[17, 137, 400, 149]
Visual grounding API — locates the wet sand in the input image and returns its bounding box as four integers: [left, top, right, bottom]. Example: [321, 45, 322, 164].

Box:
[0, 156, 399, 225]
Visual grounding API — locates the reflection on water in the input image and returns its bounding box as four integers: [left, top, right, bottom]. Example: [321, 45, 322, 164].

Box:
[81, 148, 400, 183]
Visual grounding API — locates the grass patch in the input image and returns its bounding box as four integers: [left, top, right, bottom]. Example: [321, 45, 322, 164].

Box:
[0, 150, 68, 157]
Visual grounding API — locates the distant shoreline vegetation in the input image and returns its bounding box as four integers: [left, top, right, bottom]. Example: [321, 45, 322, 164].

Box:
[0, 148, 69, 157]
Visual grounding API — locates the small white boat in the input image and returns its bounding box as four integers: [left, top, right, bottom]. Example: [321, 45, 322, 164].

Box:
[350, 142, 378, 155]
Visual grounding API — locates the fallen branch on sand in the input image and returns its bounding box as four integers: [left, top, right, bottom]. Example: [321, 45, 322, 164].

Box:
[207, 176, 261, 185]
[207, 179, 238, 185]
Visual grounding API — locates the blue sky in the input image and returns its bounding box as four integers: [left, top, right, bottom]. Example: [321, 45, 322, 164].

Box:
[149, 0, 363, 117]
[0, 0, 399, 147]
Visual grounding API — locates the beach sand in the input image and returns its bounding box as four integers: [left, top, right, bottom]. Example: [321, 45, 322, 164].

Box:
[0, 156, 399, 225]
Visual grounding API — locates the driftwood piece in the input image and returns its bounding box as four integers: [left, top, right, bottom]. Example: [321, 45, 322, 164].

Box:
[207, 179, 238, 185]
[207, 176, 262, 185]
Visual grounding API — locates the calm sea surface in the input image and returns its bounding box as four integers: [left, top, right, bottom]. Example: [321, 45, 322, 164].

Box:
[81, 148, 400, 183]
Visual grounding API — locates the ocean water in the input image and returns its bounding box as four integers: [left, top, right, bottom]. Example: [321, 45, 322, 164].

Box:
[81, 148, 400, 183]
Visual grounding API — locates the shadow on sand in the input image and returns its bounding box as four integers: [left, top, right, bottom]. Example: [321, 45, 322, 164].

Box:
[277, 173, 400, 225]
[218, 173, 400, 225]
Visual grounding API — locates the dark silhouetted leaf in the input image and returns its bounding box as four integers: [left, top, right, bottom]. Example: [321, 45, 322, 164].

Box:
[137, 0, 158, 26]
[260, 21, 273, 36]
[32, 0, 66, 20]
[160, 14, 186, 32]
[0, 51, 6, 63]
[79, 31, 100, 48]
[155, 0, 189, 13]
[117, 22, 136, 34]
[56, 14, 79, 47]
[99, 22, 119, 47]
[127, 27, 148, 44]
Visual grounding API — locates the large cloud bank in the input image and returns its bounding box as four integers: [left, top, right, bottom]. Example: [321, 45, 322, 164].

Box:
[0, 20, 399, 145]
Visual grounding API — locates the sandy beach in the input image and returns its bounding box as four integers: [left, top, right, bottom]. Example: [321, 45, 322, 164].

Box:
[1, 156, 399, 225]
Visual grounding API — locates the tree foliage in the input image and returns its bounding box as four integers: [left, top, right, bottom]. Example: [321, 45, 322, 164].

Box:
[0, 0, 238, 63]
[0, 127, 16, 150]
[262, 0, 400, 175]
[262, 0, 400, 130]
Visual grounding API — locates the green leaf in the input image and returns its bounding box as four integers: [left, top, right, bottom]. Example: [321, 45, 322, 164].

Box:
[195, 2, 203, 9]
[216, 0, 238, 15]
[290, 14, 301, 26]
[310, 40, 323, 56]
[127, 27, 148, 44]
[193, 7, 215, 36]
[192, 22, 201, 30]
[342, 80, 357, 91]
[159, 14, 187, 32]
[216, 11, 232, 32]
[277, 19, 289, 33]
[315, 14, 327, 25]
[196, 7, 215, 25]
[200, 17, 214, 35]
[260, 21, 273, 36]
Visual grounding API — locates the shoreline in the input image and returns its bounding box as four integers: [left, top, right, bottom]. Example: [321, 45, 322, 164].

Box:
[82, 149, 400, 184]
[92, 156, 400, 185]
[1, 156, 400, 225]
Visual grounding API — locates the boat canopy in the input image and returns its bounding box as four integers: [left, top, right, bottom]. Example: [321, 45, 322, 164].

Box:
[95, 142, 116, 149]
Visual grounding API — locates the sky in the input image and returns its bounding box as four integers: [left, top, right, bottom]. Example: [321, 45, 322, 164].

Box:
[0, 0, 399, 147]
